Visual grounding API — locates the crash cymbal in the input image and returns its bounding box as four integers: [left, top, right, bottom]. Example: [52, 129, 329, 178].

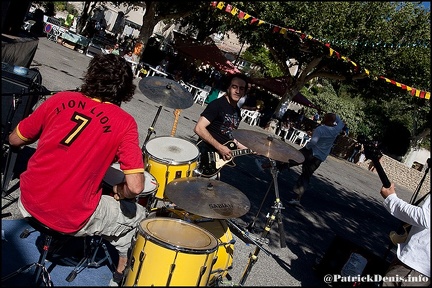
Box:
[165, 177, 250, 219]
[232, 129, 305, 163]
[138, 77, 194, 109]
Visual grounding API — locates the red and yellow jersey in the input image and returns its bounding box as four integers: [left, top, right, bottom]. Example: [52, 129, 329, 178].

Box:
[16, 91, 144, 233]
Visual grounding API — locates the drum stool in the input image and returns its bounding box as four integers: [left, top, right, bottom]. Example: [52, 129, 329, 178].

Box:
[1, 217, 116, 286]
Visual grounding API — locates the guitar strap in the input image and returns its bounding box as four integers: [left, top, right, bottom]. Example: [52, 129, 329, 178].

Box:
[413, 191, 430, 206]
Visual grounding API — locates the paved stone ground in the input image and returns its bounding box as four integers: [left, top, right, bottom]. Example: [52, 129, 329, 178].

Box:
[2, 37, 427, 287]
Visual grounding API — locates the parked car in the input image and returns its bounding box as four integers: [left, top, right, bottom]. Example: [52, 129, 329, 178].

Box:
[85, 36, 115, 58]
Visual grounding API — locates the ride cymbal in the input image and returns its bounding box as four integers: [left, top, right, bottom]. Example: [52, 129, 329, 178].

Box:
[165, 177, 250, 219]
[138, 77, 194, 109]
[232, 129, 305, 163]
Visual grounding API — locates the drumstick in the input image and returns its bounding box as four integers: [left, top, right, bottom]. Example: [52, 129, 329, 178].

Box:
[170, 109, 181, 136]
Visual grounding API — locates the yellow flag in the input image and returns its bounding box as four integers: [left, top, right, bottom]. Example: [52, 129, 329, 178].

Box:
[280, 28, 287, 34]
[244, 13, 251, 20]
[258, 20, 265, 26]
[231, 7, 238, 16]
[426, 92, 430, 99]
[217, 2, 225, 9]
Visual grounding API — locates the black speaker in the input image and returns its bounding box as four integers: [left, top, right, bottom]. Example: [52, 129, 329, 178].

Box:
[1, 62, 42, 195]
[1, 62, 42, 142]
[1, 0, 32, 35]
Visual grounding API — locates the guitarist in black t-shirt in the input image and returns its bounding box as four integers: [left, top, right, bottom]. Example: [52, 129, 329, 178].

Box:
[194, 73, 252, 178]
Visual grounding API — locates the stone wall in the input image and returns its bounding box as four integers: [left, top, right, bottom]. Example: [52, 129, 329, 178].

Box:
[332, 135, 430, 197]
[357, 155, 430, 197]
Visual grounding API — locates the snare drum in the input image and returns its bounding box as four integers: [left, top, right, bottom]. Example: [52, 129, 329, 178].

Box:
[102, 163, 158, 209]
[148, 208, 234, 285]
[144, 136, 199, 200]
[124, 217, 218, 286]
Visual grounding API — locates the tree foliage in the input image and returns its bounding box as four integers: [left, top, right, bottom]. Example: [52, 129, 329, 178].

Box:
[180, 1, 430, 155]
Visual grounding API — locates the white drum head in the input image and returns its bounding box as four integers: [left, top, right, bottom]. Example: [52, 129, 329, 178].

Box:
[144, 136, 199, 164]
[103, 163, 158, 193]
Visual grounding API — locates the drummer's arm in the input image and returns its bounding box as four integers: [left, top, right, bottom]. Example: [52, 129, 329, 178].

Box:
[113, 173, 144, 200]
[194, 116, 232, 160]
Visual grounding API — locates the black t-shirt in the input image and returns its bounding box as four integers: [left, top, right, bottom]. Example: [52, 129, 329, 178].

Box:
[200, 96, 242, 144]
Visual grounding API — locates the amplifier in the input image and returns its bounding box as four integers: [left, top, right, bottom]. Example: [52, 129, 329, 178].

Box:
[1, 62, 42, 142]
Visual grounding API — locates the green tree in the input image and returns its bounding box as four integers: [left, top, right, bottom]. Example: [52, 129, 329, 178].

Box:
[180, 1, 430, 155]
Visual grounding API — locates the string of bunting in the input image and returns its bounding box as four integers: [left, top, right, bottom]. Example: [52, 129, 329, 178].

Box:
[210, 1, 430, 100]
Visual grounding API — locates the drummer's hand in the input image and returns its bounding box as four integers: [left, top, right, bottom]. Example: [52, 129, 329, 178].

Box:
[113, 183, 126, 201]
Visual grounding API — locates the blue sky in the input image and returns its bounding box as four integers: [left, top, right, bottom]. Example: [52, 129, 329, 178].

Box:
[420, 1, 430, 10]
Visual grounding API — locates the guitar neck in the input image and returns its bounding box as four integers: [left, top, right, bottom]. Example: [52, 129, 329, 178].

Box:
[371, 157, 391, 188]
[231, 149, 253, 157]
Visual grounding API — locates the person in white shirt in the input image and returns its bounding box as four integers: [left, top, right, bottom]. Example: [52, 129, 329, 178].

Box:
[380, 183, 430, 286]
[123, 50, 134, 62]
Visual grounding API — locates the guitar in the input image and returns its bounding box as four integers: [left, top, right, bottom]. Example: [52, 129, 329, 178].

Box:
[363, 141, 409, 244]
[197, 140, 254, 177]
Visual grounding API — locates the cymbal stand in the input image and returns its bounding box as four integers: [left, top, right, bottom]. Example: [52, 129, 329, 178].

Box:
[142, 105, 163, 151]
[226, 219, 271, 257]
[239, 159, 287, 286]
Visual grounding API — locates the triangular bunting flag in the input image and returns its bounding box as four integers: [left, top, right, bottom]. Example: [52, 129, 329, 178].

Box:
[217, 2, 225, 9]
[211, 3, 430, 100]
[419, 91, 426, 98]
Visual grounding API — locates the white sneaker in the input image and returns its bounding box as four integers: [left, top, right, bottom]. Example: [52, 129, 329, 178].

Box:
[288, 199, 301, 206]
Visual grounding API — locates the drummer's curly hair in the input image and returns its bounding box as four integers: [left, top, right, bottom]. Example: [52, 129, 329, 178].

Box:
[80, 54, 136, 106]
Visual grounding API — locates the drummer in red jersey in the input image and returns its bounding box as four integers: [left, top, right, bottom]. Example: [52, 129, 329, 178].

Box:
[9, 54, 145, 286]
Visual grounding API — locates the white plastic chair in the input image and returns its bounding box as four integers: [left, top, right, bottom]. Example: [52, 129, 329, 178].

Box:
[179, 81, 192, 92]
[300, 137, 311, 147]
[242, 110, 261, 126]
[194, 90, 209, 106]
[291, 130, 308, 145]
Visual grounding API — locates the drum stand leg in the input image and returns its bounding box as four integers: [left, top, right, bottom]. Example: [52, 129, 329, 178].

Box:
[238, 159, 287, 286]
[142, 105, 163, 149]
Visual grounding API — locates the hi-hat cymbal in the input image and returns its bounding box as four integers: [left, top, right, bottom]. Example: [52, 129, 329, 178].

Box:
[138, 77, 194, 109]
[165, 177, 250, 219]
[232, 129, 305, 163]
